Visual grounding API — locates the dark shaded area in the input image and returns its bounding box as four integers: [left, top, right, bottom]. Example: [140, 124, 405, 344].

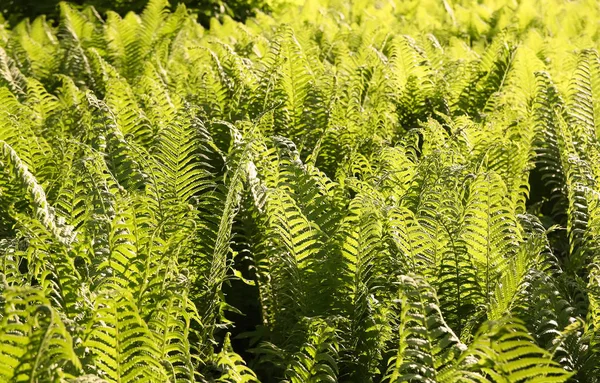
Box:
[0, 0, 270, 28]
[527, 157, 570, 261]
[221, 214, 265, 371]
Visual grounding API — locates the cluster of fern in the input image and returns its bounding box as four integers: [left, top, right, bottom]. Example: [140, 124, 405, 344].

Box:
[2, 0, 600, 381]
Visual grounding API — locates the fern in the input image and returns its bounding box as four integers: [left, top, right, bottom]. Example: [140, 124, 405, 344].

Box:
[0, 286, 82, 381]
[384, 274, 466, 383]
[2, 0, 600, 380]
[0, 140, 76, 245]
[460, 317, 573, 382]
[461, 172, 520, 306]
[283, 318, 339, 383]
[82, 286, 169, 382]
[213, 333, 259, 382]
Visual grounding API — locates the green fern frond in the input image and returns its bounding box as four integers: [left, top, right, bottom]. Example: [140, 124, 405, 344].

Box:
[200, 134, 247, 330]
[567, 49, 600, 147]
[213, 333, 260, 382]
[283, 318, 339, 383]
[384, 274, 466, 383]
[0, 286, 82, 381]
[58, 2, 100, 87]
[0, 46, 27, 98]
[532, 71, 568, 223]
[336, 193, 390, 379]
[461, 172, 520, 306]
[460, 317, 573, 382]
[82, 286, 169, 382]
[148, 294, 199, 383]
[386, 207, 433, 274]
[85, 93, 148, 192]
[0, 140, 76, 245]
[10, 16, 57, 83]
[455, 37, 516, 119]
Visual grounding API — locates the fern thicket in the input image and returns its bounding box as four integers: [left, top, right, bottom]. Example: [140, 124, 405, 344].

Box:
[2, 0, 600, 381]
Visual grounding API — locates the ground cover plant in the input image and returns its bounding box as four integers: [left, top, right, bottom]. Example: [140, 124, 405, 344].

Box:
[1, 0, 600, 381]
[0, 0, 272, 30]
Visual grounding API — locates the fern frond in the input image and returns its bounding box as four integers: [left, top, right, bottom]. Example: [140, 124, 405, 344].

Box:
[461, 172, 520, 306]
[0, 140, 76, 245]
[460, 317, 573, 382]
[213, 333, 260, 382]
[58, 2, 99, 87]
[85, 93, 148, 193]
[148, 294, 199, 383]
[0, 46, 27, 98]
[336, 193, 390, 379]
[283, 318, 339, 383]
[0, 286, 82, 381]
[386, 207, 433, 274]
[531, 71, 568, 224]
[384, 274, 466, 383]
[83, 286, 169, 382]
[567, 49, 600, 147]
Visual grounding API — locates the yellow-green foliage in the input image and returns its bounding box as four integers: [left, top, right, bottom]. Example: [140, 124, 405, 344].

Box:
[1, 0, 600, 381]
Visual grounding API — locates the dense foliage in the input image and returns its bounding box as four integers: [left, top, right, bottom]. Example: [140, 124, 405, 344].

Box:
[0, 0, 273, 28]
[1, 0, 600, 381]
